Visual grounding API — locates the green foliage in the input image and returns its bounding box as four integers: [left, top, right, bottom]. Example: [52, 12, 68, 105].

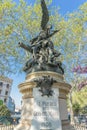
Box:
[0, 100, 3, 105]
[72, 87, 87, 109]
[0, 0, 87, 119]
[68, 85, 87, 116]
[72, 102, 80, 115]
[0, 0, 87, 78]
[0, 105, 11, 116]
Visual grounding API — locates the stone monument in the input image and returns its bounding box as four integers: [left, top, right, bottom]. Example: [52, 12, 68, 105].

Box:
[14, 0, 74, 130]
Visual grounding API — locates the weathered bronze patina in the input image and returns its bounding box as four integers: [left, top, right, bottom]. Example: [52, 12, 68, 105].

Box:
[19, 0, 64, 75]
[33, 75, 57, 97]
[19, 0, 64, 96]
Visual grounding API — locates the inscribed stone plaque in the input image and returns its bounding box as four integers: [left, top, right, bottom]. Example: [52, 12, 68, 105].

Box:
[30, 88, 62, 130]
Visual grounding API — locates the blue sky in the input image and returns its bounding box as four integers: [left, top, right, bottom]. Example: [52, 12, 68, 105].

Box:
[10, 0, 87, 108]
[14, 0, 87, 14]
[52, 0, 87, 14]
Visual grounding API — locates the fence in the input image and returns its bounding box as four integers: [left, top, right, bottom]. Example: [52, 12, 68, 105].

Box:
[0, 124, 87, 130]
[0, 125, 15, 130]
[72, 124, 87, 130]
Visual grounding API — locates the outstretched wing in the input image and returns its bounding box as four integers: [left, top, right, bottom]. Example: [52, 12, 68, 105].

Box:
[41, 0, 49, 30]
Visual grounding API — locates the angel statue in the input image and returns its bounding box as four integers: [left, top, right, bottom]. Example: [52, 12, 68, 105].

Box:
[19, 0, 64, 75]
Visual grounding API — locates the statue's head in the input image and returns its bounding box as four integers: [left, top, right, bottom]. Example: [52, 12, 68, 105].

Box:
[39, 30, 47, 38]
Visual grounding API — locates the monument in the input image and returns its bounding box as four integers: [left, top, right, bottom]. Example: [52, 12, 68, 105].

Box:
[14, 0, 74, 130]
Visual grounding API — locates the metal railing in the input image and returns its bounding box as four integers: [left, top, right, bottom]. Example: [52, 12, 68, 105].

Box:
[72, 124, 87, 130]
[0, 124, 87, 130]
[0, 125, 15, 130]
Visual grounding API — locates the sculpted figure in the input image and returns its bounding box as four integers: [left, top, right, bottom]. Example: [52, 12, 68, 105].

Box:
[18, 0, 64, 75]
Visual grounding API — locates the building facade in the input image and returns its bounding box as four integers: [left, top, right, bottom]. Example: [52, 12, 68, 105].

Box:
[0, 76, 15, 113]
[7, 96, 15, 113]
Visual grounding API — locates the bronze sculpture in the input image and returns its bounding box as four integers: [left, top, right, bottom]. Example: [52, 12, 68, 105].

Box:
[19, 0, 64, 75]
[34, 76, 57, 97]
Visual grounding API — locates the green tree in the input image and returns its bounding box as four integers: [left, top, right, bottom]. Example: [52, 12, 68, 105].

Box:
[1, 0, 87, 125]
[68, 78, 87, 123]
[72, 87, 87, 109]
[72, 102, 80, 116]
[0, 0, 55, 75]
[0, 0, 87, 79]
[0, 105, 10, 116]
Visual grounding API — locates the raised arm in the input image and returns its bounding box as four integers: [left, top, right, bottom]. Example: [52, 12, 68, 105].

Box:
[47, 29, 61, 38]
[18, 42, 33, 53]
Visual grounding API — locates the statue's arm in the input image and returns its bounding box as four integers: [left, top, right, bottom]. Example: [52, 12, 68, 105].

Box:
[48, 29, 61, 38]
[18, 42, 33, 53]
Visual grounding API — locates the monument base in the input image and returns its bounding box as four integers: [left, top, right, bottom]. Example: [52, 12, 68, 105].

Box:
[14, 71, 75, 130]
[14, 98, 33, 130]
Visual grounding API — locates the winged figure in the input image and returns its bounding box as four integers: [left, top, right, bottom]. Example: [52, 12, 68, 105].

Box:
[18, 0, 64, 75]
[41, 0, 49, 30]
[30, 0, 60, 45]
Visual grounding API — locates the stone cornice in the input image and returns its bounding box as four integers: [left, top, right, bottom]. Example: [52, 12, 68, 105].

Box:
[0, 76, 13, 84]
[18, 79, 71, 94]
[26, 71, 64, 81]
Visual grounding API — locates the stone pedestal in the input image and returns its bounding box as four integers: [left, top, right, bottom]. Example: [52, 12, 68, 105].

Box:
[14, 71, 74, 130]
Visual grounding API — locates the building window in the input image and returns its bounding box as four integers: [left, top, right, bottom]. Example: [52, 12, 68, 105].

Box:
[5, 91, 8, 95]
[4, 98, 7, 103]
[0, 90, 2, 94]
[0, 82, 3, 87]
[6, 84, 9, 89]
